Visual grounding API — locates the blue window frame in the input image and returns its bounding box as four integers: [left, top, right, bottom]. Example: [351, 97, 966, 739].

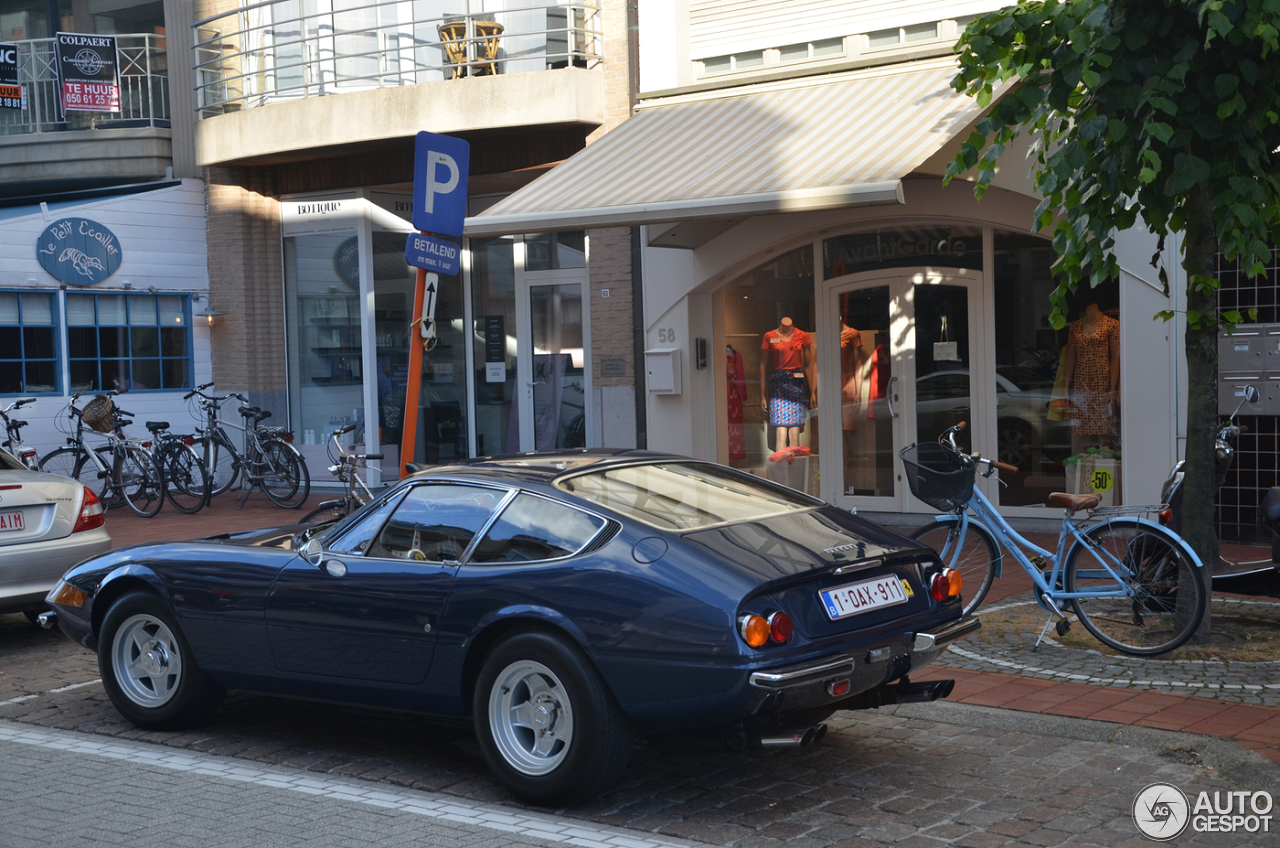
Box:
[0, 291, 60, 395]
[66, 293, 192, 392]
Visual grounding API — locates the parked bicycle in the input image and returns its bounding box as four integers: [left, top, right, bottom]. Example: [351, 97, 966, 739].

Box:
[41, 390, 165, 518]
[1, 396, 41, 470]
[187, 384, 310, 508]
[142, 420, 212, 514]
[901, 423, 1208, 656]
[301, 424, 381, 524]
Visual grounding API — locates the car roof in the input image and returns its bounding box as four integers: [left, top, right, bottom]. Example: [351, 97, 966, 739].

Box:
[405, 448, 687, 486]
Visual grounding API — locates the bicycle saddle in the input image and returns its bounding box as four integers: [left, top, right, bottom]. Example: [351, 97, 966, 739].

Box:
[238, 406, 272, 423]
[145, 421, 170, 433]
[7, 419, 26, 432]
[1048, 492, 1102, 513]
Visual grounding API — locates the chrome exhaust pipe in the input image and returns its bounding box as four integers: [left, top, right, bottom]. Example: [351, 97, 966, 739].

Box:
[752, 724, 827, 749]
[36, 610, 57, 630]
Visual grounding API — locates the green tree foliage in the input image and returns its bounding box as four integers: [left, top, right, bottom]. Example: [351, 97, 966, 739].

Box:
[946, 0, 1280, 606]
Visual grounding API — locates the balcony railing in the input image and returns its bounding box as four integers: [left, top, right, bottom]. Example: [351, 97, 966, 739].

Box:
[0, 35, 171, 136]
[194, 0, 602, 118]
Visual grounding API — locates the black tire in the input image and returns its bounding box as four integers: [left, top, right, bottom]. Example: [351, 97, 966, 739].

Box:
[1065, 519, 1208, 656]
[118, 445, 164, 518]
[473, 631, 634, 806]
[198, 435, 239, 497]
[160, 442, 211, 514]
[909, 518, 999, 615]
[260, 440, 310, 508]
[301, 499, 350, 525]
[97, 591, 225, 729]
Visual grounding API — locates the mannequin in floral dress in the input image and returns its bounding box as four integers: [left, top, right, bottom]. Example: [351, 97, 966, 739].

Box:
[726, 345, 747, 460]
[1064, 303, 1120, 453]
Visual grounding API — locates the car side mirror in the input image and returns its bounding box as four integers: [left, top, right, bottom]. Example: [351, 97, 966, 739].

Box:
[301, 536, 323, 565]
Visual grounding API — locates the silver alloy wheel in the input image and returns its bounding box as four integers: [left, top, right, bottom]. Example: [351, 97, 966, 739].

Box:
[112, 613, 184, 708]
[487, 659, 575, 776]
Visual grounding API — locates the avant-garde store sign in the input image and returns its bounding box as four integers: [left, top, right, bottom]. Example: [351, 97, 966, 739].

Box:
[55, 32, 120, 112]
[37, 217, 122, 286]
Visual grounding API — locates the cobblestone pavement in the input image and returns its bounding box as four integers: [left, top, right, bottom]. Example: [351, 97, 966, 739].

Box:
[2, 613, 1278, 848]
[934, 595, 1280, 708]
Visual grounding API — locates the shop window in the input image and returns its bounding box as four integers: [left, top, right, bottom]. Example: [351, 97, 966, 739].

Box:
[66, 293, 190, 392]
[525, 231, 585, 271]
[716, 245, 818, 495]
[700, 50, 763, 74]
[0, 291, 58, 395]
[992, 231, 1120, 507]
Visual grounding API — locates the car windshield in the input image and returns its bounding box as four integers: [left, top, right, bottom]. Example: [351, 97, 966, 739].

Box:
[558, 462, 820, 531]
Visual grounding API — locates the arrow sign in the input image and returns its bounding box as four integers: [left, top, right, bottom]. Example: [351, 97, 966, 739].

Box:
[421, 273, 439, 340]
[405, 232, 459, 275]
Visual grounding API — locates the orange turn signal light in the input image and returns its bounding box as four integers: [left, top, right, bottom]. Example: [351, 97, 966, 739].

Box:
[51, 581, 88, 609]
[739, 614, 769, 647]
[947, 568, 963, 597]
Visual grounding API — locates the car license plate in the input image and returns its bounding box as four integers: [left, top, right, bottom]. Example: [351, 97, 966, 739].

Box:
[0, 510, 25, 532]
[820, 575, 910, 620]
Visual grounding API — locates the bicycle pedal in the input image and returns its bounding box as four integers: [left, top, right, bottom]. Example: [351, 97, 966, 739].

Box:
[1054, 619, 1072, 637]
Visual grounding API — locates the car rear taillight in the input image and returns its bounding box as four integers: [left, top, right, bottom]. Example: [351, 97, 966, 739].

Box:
[72, 488, 105, 533]
[930, 569, 963, 602]
[767, 611, 793, 644]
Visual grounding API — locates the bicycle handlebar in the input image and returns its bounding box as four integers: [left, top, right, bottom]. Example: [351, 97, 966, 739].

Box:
[334, 424, 357, 436]
[937, 421, 1019, 475]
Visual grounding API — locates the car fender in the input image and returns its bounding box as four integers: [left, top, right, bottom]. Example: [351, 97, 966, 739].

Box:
[921, 514, 1003, 579]
[89, 562, 169, 640]
[459, 604, 599, 711]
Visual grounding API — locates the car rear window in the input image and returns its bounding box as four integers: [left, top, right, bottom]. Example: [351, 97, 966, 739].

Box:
[557, 462, 820, 531]
[469, 493, 606, 563]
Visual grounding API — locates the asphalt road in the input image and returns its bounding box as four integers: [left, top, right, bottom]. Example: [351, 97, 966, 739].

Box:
[3, 613, 1276, 848]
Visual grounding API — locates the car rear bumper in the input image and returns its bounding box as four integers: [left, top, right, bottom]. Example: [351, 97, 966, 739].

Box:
[0, 527, 112, 615]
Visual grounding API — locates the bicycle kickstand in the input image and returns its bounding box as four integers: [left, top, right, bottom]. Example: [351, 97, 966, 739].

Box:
[1032, 593, 1072, 652]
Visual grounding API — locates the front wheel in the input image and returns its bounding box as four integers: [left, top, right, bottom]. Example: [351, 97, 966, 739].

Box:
[118, 445, 164, 518]
[474, 631, 633, 806]
[301, 499, 351, 525]
[1065, 519, 1207, 656]
[97, 591, 225, 729]
[260, 440, 310, 508]
[910, 518, 999, 615]
[198, 435, 239, 497]
[161, 443, 211, 514]
[41, 447, 101, 496]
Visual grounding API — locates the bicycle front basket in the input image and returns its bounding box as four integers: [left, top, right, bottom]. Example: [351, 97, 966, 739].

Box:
[899, 442, 975, 512]
[81, 395, 116, 433]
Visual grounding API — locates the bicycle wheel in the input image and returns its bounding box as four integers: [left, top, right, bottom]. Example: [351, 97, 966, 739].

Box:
[910, 517, 999, 615]
[198, 435, 239, 497]
[161, 443, 210, 514]
[301, 499, 351, 525]
[118, 445, 165, 517]
[43, 446, 107, 500]
[1064, 518, 1208, 656]
[260, 440, 310, 508]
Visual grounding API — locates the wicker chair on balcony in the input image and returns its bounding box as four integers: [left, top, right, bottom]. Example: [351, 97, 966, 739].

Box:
[438, 18, 504, 78]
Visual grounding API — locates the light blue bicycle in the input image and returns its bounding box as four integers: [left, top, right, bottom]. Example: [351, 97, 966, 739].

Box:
[901, 423, 1208, 656]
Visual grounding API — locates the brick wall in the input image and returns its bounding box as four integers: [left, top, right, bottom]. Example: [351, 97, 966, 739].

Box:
[587, 0, 639, 396]
[204, 166, 286, 394]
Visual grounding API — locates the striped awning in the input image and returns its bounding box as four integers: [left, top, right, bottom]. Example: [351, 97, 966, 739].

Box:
[466, 58, 989, 237]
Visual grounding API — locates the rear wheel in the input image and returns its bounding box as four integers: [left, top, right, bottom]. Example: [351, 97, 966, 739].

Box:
[260, 441, 310, 508]
[910, 518, 999, 614]
[97, 591, 225, 729]
[1065, 519, 1208, 656]
[474, 631, 633, 806]
[161, 443, 210, 514]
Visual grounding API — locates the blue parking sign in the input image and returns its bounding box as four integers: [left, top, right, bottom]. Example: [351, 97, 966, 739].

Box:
[412, 131, 469, 237]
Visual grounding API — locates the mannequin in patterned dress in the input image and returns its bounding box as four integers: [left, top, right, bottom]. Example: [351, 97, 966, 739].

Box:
[1064, 303, 1119, 453]
[759, 317, 816, 450]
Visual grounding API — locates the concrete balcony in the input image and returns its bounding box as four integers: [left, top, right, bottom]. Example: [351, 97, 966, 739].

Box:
[0, 34, 174, 197]
[193, 0, 604, 168]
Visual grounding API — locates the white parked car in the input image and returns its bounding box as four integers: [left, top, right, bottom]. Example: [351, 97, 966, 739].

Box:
[0, 447, 112, 622]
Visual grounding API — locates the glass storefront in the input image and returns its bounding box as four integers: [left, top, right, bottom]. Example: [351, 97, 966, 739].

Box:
[713, 223, 1123, 512]
[283, 191, 589, 487]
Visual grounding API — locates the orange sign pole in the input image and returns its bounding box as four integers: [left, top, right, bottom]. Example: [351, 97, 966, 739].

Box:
[398, 264, 428, 477]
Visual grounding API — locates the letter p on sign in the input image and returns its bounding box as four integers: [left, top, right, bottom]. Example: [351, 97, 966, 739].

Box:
[412, 132, 470, 238]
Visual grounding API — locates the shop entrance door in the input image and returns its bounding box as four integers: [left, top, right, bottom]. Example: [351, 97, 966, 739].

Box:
[819, 269, 983, 512]
[513, 269, 589, 451]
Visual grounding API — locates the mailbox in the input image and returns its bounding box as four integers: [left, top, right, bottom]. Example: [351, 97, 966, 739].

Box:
[644, 348, 682, 395]
[1219, 371, 1268, 416]
[1219, 324, 1266, 370]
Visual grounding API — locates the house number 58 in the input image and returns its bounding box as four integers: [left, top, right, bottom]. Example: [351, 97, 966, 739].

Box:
[657, 328, 676, 344]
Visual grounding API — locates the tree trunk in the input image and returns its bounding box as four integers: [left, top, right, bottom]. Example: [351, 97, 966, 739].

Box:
[1180, 181, 1218, 643]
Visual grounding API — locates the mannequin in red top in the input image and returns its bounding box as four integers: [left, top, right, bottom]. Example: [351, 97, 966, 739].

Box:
[759, 317, 817, 451]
